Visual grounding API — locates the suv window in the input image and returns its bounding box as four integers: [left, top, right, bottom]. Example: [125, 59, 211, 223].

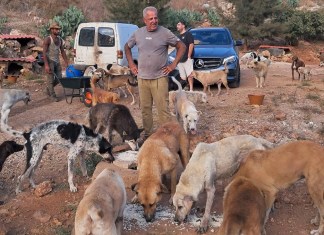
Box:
[98, 27, 115, 47]
[79, 27, 95, 46]
[191, 31, 230, 45]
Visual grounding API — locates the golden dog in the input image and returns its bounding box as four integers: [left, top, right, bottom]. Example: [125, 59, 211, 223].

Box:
[90, 75, 120, 106]
[217, 176, 267, 235]
[234, 140, 324, 235]
[192, 62, 229, 96]
[74, 168, 126, 235]
[131, 121, 190, 222]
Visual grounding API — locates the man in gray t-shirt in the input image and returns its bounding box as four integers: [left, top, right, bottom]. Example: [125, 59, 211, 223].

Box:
[125, 6, 185, 139]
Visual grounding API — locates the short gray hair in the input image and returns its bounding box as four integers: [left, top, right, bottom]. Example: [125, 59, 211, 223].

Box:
[143, 6, 157, 18]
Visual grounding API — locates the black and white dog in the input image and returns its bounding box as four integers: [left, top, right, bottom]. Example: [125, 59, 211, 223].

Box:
[0, 88, 31, 137]
[16, 120, 114, 194]
[87, 103, 144, 150]
[0, 140, 24, 172]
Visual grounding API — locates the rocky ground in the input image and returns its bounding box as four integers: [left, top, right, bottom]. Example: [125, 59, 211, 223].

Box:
[0, 59, 323, 235]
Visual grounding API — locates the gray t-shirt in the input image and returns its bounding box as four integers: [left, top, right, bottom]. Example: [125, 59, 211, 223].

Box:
[127, 26, 180, 79]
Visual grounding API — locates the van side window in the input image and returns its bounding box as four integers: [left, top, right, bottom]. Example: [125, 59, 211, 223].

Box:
[98, 27, 115, 47]
[79, 27, 95, 46]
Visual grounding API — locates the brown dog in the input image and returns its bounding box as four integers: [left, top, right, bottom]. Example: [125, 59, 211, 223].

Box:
[74, 168, 126, 235]
[291, 56, 305, 81]
[192, 62, 229, 96]
[234, 140, 324, 235]
[217, 176, 267, 235]
[131, 121, 190, 222]
[90, 74, 120, 106]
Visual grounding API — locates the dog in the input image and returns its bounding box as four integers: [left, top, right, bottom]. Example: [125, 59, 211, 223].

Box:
[0, 140, 24, 172]
[87, 103, 144, 150]
[247, 57, 269, 88]
[192, 62, 230, 96]
[216, 176, 267, 235]
[90, 74, 120, 106]
[297, 66, 312, 81]
[94, 68, 138, 105]
[131, 121, 189, 222]
[171, 76, 201, 135]
[15, 120, 114, 194]
[240, 51, 271, 66]
[234, 140, 324, 235]
[74, 168, 126, 235]
[0, 66, 5, 88]
[172, 135, 274, 233]
[107, 63, 131, 75]
[0, 88, 31, 137]
[169, 90, 207, 108]
[291, 56, 305, 81]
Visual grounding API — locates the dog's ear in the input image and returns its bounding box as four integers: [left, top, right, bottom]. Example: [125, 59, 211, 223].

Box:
[185, 114, 188, 119]
[131, 183, 138, 192]
[183, 196, 194, 208]
[160, 184, 170, 194]
[107, 64, 113, 70]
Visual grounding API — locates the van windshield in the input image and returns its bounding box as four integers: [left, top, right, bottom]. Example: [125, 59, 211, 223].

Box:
[98, 27, 115, 47]
[79, 27, 95, 46]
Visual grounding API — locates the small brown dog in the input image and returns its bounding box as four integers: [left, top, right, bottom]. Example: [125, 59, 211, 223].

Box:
[192, 62, 229, 96]
[217, 176, 267, 235]
[291, 56, 305, 81]
[131, 121, 189, 222]
[234, 140, 324, 235]
[90, 75, 120, 106]
[74, 168, 126, 235]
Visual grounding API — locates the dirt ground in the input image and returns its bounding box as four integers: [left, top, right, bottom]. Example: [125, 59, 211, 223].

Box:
[0, 56, 324, 235]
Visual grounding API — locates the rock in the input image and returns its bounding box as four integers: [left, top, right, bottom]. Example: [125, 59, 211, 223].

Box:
[33, 210, 51, 223]
[34, 181, 53, 197]
[274, 111, 287, 120]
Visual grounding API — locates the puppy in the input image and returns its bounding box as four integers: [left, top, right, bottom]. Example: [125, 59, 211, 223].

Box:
[131, 121, 189, 222]
[74, 168, 126, 235]
[297, 66, 312, 81]
[192, 62, 230, 96]
[234, 140, 324, 235]
[217, 176, 267, 235]
[173, 135, 274, 233]
[247, 57, 269, 88]
[0, 88, 31, 137]
[87, 103, 144, 150]
[90, 74, 120, 106]
[16, 120, 114, 194]
[171, 76, 201, 135]
[291, 56, 305, 81]
[0, 140, 24, 172]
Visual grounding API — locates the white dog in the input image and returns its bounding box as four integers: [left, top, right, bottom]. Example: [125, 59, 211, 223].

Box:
[171, 76, 201, 135]
[74, 168, 126, 235]
[0, 88, 31, 137]
[172, 134, 275, 233]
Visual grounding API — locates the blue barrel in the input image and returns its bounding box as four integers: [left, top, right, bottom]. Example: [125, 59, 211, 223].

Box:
[66, 65, 83, 78]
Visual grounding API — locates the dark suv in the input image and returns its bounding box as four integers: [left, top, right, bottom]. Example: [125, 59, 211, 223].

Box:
[169, 27, 242, 88]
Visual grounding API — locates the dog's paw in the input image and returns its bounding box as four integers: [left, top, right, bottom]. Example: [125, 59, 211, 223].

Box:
[310, 229, 321, 235]
[311, 217, 319, 226]
[69, 185, 78, 193]
[196, 217, 209, 234]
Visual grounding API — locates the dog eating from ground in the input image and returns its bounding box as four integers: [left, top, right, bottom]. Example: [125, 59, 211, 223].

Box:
[291, 56, 305, 81]
[169, 90, 207, 108]
[87, 103, 144, 150]
[0, 140, 24, 172]
[172, 134, 274, 233]
[90, 74, 120, 106]
[297, 66, 312, 81]
[171, 76, 201, 135]
[74, 168, 126, 235]
[247, 57, 269, 88]
[234, 140, 324, 235]
[192, 62, 230, 96]
[131, 121, 190, 222]
[15, 120, 114, 194]
[216, 176, 267, 235]
[0, 88, 31, 137]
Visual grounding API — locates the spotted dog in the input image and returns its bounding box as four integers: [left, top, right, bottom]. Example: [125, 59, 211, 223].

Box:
[0, 88, 31, 137]
[16, 120, 114, 194]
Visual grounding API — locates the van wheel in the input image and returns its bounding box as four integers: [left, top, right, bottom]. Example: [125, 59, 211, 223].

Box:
[83, 88, 93, 107]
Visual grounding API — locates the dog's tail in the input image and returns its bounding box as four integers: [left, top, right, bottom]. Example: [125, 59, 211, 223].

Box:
[0, 124, 24, 138]
[171, 76, 182, 92]
[224, 61, 229, 74]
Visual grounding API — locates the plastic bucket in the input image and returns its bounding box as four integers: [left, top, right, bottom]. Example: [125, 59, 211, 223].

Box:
[66, 64, 83, 78]
[248, 94, 265, 105]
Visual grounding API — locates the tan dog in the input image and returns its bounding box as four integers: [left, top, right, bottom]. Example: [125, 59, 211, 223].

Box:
[171, 76, 201, 135]
[217, 176, 267, 235]
[131, 121, 190, 222]
[107, 63, 131, 75]
[247, 59, 269, 88]
[173, 135, 274, 233]
[234, 140, 324, 235]
[192, 62, 229, 96]
[0, 66, 5, 88]
[74, 168, 126, 235]
[90, 74, 120, 106]
[297, 66, 312, 81]
[169, 90, 207, 107]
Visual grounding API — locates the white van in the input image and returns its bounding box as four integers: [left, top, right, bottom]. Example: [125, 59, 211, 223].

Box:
[73, 22, 138, 69]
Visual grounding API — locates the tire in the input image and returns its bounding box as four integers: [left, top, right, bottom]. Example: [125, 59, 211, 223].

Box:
[229, 66, 241, 88]
[83, 88, 93, 107]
